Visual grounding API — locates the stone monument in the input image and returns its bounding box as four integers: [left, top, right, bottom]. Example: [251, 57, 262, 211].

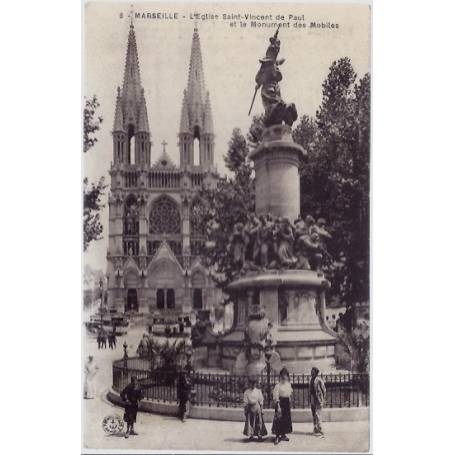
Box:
[209, 30, 337, 374]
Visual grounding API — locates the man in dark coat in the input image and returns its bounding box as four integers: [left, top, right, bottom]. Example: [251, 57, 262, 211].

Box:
[176, 369, 194, 422]
[120, 376, 143, 438]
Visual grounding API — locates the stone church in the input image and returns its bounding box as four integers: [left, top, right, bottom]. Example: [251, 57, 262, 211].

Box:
[106, 22, 222, 318]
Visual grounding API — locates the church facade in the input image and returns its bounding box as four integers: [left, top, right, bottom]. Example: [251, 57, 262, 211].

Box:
[106, 23, 222, 318]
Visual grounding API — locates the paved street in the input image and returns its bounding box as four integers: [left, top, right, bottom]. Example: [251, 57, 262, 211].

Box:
[82, 311, 369, 452]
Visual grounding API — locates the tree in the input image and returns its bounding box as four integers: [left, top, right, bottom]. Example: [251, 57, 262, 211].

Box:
[293, 59, 370, 371]
[196, 127, 255, 290]
[83, 177, 107, 251]
[84, 95, 103, 153]
[292, 114, 317, 154]
[247, 114, 265, 147]
[224, 127, 252, 189]
[83, 95, 106, 251]
[311, 59, 369, 308]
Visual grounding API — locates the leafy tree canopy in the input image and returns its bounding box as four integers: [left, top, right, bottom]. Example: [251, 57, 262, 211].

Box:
[83, 95, 106, 251]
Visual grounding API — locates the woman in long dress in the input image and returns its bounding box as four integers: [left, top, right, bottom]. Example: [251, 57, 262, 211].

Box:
[272, 367, 293, 445]
[243, 377, 268, 441]
[83, 355, 99, 399]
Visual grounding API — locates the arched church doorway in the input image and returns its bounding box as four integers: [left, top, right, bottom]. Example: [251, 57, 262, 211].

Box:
[126, 289, 138, 312]
[193, 288, 203, 310]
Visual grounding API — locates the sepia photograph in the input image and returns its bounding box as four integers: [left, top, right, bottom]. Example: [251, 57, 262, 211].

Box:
[83, 1, 371, 452]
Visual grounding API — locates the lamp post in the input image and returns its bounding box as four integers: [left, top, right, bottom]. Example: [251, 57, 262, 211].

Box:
[264, 345, 273, 408]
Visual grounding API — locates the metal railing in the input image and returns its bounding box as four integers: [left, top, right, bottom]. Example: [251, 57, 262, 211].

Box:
[112, 357, 369, 409]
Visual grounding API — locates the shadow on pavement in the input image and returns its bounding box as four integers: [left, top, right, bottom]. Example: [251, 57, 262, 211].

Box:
[292, 430, 319, 436]
[224, 437, 274, 444]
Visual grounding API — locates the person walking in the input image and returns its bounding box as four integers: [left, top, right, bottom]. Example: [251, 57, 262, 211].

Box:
[310, 367, 326, 435]
[243, 377, 267, 441]
[272, 367, 293, 445]
[120, 376, 143, 438]
[83, 355, 99, 399]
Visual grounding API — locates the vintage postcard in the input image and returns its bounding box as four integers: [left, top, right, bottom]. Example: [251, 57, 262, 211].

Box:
[83, 1, 371, 452]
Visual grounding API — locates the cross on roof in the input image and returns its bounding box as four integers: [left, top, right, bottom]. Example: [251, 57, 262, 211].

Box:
[161, 140, 168, 154]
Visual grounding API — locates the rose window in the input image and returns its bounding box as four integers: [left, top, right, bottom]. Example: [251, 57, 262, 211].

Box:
[149, 197, 181, 234]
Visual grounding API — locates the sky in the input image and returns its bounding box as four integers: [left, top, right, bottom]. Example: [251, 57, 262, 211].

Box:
[83, 1, 370, 272]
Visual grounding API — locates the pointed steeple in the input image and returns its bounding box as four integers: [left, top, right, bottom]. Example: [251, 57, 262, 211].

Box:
[113, 87, 125, 132]
[112, 21, 151, 168]
[137, 88, 149, 133]
[122, 22, 143, 116]
[203, 91, 214, 134]
[186, 27, 206, 106]
[179, 90, 190, 133]
[179, 27, 215, 169]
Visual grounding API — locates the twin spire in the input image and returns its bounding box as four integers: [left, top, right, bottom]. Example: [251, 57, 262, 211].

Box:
[113, 22, 149, 134]
[113, 23, 214, 167]
[179, 27, 214, 135]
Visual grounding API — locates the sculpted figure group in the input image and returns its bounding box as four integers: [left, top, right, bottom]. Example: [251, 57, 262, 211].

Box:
[227, 213, 332, 275]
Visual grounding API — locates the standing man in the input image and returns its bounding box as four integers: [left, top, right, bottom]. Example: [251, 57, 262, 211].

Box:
[101, 328, 107, 349]
[97, 328, 102, 350]
[309, 367, 326, 435]
[120, 376, 143, 438]
[176, 366, 194, 422]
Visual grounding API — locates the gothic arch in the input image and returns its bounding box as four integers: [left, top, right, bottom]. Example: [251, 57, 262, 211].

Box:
[123, 195, 139, 255]
[190, 197, 205, 236]
[127, 123, 135, 165]
[124, 256, 139, 272]
[123, 194, 139, 233]
[124, 267, 139, 288]
[147, 258, 184, 288]
[191, 270, 206, 287]
[149, 195, 181, 234]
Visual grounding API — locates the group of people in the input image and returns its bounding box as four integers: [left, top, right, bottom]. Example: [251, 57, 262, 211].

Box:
[97, 327, 117, 350]
[118, 366, 326, 442]
[226, 212, 332, 274]
[243, 367, 326, 445]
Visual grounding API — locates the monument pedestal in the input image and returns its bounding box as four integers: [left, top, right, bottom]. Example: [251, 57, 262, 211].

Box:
[249, 124, 306, 222]
[216, 270, 337, 374]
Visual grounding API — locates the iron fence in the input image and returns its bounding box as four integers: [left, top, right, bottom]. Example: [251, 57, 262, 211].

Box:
[112, 357, 369, 408]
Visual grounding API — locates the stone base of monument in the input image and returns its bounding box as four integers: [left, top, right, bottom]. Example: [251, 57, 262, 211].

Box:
[249, 124, 306, 222]
[209, 269, 338, 375]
